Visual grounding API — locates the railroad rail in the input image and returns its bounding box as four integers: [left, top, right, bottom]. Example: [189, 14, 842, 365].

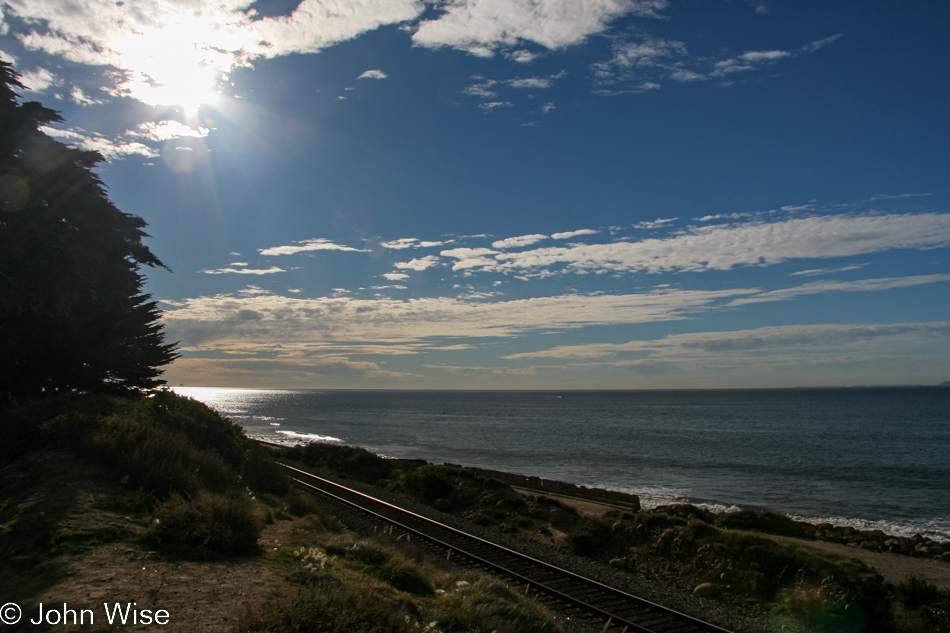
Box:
[280, 462, 732, 633]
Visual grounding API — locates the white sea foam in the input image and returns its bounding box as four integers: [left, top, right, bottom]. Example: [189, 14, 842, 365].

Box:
[588, 482, 950, 541]
[276, 430, 342, 444]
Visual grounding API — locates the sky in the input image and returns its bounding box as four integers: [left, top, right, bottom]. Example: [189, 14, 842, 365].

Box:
[2, 0, 949, 390]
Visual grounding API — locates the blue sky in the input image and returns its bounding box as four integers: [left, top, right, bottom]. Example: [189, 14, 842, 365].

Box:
[3, 0, 949, 389]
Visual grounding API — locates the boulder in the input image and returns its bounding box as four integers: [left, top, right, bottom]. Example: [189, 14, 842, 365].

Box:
[433, 498, 452, 511]
[693, 583, 718, 598]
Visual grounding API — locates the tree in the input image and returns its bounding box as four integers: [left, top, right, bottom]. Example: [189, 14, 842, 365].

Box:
[0, 60, 178, 401]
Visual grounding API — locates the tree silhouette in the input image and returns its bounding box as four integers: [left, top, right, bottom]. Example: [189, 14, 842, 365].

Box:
[0, 60, 178, 401]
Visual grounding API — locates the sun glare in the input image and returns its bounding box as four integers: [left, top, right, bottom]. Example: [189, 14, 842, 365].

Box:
[113, 25, 232, 113]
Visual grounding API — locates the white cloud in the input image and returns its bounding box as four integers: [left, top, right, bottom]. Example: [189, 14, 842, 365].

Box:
[412, 0, 669, 55]
[358, 69, 388, 79]
[162, 285, 757, 349]
[633, 217, 677, 229]
[508, 77, 552, 89]
[381, 237, 447, 250]
[131, 120, 210, 141]
[727, 274, 950, 307]
[503, 321, 950, 359]
[381, 238, 420, 249]
[70, 86, 104, 106]
[508, 49, 539, 63]
[6, 0, 424, 108]
[259, 238, 371, 256]
[552, 229, 599, 239]
[479, 101, 513, 110]
[694, 212, 753, 222]
[464, 79, 499, 99]
[384, 272, 410, 281]
[492, 234, 548, 249]
[440, 247, 501, 271]
[739, 50, 790, 62]
[394, 255, 441, 271]
[802, 34, 842, 53]
[19, 67, 60, 92]
[40, 126, 159, 159]
[790, 264, 868, 277]
[669, 68, 705, 82]
[200, 266, 286, 275]
[592, 36, 688, 84]
[445, 213, 950, 276]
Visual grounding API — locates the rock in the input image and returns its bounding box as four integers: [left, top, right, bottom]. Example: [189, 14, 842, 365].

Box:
[693, 583, 718, 598]
[608, 557, 632, 570]
[654, 529, 677, 551]
[860, 540, 882, 551]
[433, 498, 452, 511]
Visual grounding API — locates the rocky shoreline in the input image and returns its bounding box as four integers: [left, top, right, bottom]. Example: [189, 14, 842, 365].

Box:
[424, 458, 950, 562]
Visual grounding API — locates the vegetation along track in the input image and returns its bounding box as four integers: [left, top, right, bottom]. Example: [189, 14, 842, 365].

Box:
[281, 463, 733, 633]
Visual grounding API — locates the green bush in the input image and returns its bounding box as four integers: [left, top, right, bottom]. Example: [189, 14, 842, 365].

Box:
[126, 392, 248, 468]
[424, 578, 561, 633]
[380, 557, 434, 596]
[287, 442, 395, 483]
[715, 510, 816, 539]
[566, 518, 611, 556]
[402, 465, 457, 503]
[894, 575, 941, 609]
[83, 417, 239, 498]
[40, 411, 99, 445]
[147, 492, 261, 556]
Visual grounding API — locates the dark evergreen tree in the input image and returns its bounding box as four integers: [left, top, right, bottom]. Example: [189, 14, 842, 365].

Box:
[0, 60, 178, 401]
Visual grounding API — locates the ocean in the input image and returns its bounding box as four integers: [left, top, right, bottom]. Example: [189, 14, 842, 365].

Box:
[173, 387, 950, 541]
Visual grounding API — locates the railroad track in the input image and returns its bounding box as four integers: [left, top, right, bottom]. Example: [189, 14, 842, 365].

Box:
[280, 463, 732, 633]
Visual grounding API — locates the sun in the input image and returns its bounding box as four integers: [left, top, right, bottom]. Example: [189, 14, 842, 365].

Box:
[152, 64, 222, 114]
[114, 28, 229, 114]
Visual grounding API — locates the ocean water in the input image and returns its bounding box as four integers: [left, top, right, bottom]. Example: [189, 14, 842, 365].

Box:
[173, 387, 950, 541]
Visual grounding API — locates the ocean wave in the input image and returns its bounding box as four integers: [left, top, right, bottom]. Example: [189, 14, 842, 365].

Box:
[589, 482, 949, 541]
[276, 430, 342, 444]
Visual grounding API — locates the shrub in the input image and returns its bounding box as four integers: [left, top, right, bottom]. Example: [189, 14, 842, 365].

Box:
[566, 518, 611, 556]
[242, 445, 291, 495]
[402, 465, 456, 503]
[380, 558, 434, 596]
[83, 417, 239, 498]
[715, 510, 815, 539]
[40, 411, 98, 445]
[233, 581, 416, 633]
[288, 443, 395, 483]
[148, 492, 261, 556]
[424, 578, 561, 633]
[770, 583, 870, 633]
[284, 489, 325, 518]
[894, 575, 941, 609]
[127, 392, 247, 467]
